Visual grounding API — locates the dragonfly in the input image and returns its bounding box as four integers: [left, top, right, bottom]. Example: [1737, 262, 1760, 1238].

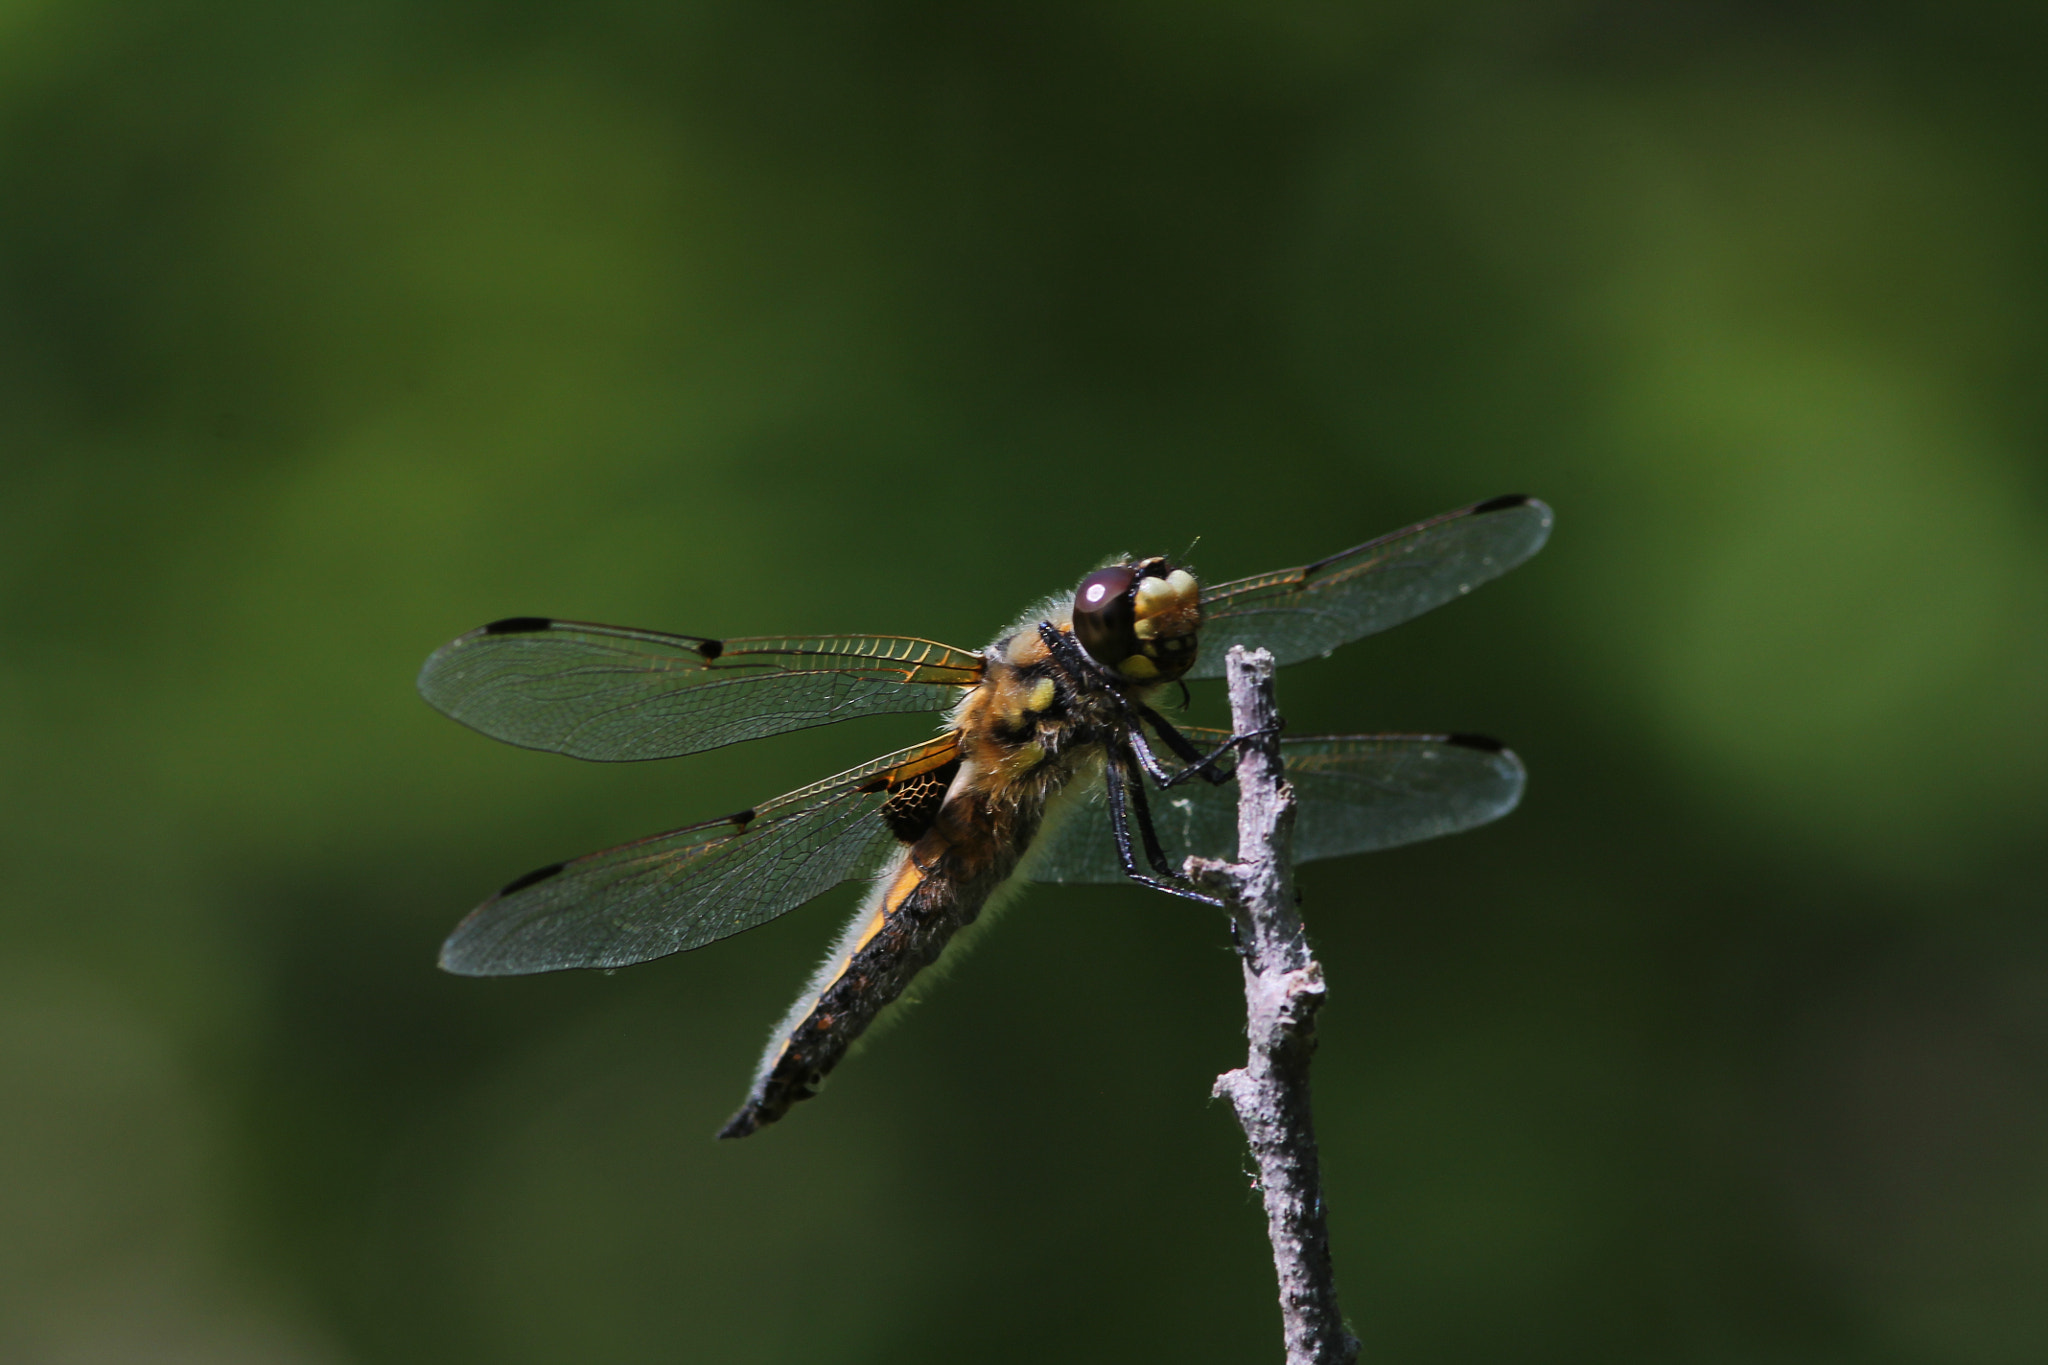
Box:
[418, 494, 1552, 1138]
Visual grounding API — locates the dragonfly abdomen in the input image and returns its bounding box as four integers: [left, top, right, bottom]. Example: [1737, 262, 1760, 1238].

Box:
[717, 783, 1045, 1138]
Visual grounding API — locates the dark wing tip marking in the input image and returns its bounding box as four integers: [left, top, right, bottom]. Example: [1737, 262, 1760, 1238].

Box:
[1471, 493, 1532, 514]
[729, 807, 757, 831]
[498, 861, 568, 895]
[483, 616, 554, 635]
[697, 638, 725, 661]
[1443, 732, 1508, 753]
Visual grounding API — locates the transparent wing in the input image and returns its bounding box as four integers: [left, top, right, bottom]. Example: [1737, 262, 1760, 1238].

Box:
[418, 618, 984, 761]
[1187, 495, 1553, 679]
[1027, 731, 1526, 884]
[440, 734, 962, 975]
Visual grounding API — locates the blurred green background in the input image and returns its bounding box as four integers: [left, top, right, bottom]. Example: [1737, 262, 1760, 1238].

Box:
[5, 3, 2047, 1361]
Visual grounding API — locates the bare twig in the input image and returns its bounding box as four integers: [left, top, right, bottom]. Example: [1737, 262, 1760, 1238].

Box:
[1188, 646, 1359, 1365]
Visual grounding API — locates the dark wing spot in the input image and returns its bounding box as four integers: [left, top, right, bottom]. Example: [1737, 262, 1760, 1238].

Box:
[696, 638, 725, 661]
[483, 616, 553, 635]
[1471, 494, 1531, 514]
[728, 808, 757, 832]
[1443, 733, 1507, 753]
[499, 861, 567, 895]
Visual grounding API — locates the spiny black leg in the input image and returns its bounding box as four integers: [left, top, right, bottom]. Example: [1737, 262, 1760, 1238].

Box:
[1101, 750, 1143, 867]
[1138, 706, 1205, 763]
[1032, 617, 1267, 794]
[1124, 724, 1183, 785]
[1138, 706, 1242, 783]
[1138, 705, 1283, 788]
[1037, 620, 1109, 688]
[1118, 747, 1179, 877]
[1124, 708, 1238, 786]
[1104, 750, 1223, 907]
[1034, 620, 1209, 793]
[1105, 752, 1176, 878]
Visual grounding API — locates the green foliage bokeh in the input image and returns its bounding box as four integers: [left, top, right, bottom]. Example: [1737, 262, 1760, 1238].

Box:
[3, 4, 2046, 1361]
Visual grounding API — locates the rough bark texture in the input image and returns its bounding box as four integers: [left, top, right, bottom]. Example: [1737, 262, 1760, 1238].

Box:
[1189, 646, 1359, 1365]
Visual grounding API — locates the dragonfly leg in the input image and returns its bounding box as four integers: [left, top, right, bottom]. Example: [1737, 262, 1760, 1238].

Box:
[1137, 706, 1283, 789]
[1037, 620, 1117, 689]
[1119, 750, 1179, 877]
[1123, 722, 1194, 785]
[1035, 619, 1276, 791]
[1032, 618, 1274, 792]
[1104, 748, 1224, 907]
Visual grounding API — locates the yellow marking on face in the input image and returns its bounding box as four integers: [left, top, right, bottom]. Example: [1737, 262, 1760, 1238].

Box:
[1134, 569, 1197, 616]
[1011, 740, 1047, 772]
[1134, 576, 1175, 619]
[1025, 677, 1056, 712]
[1118, 654, 1159, 679]
[1133, 567, 1202, 650]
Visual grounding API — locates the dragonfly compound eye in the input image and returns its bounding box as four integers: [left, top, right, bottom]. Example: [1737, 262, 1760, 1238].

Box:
[1072, 565, 1139, 667]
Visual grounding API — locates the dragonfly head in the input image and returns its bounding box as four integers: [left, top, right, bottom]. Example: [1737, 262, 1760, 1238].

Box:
[1071, 557, 1202, 684]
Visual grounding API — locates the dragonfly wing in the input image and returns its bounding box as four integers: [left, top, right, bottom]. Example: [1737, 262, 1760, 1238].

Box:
[1027, 731, 1526, 885]
[1186, 495, 1552, 679]
[418, 619, 983, 761]
[440, 734, 962, 975]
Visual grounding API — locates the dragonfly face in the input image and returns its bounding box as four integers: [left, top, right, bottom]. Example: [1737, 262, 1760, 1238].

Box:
[418, 494, 1553, 1137]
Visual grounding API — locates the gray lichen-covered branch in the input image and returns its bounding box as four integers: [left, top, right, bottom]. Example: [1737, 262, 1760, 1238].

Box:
[1190, 646, 1359, 1365]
